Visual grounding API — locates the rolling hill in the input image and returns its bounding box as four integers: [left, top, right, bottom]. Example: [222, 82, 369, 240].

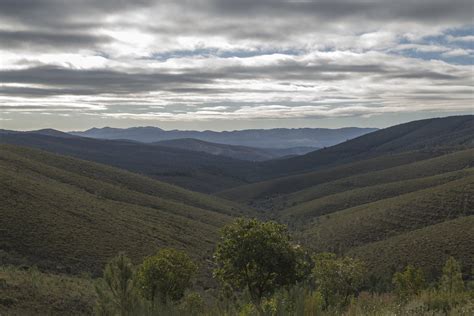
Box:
[1, 115, 473, 285]
[257, 115, 474, 178]
[215, 116, 474, 282]
[0, 144, 248, 276]
[348, 216, 474, 284]
[0, 132, 258, 193]
[71, 126, 377, 148]
[153, 138, 317, 161]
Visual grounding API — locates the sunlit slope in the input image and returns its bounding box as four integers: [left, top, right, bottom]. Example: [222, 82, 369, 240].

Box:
[278, 149, 474, 220]
[218, 150, 442, 203]
[348, 216, 474, 282]
[301, 175, 473, 254]
[0, 145, 246, 275]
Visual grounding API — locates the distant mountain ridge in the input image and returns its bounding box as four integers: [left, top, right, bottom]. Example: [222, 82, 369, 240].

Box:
[153, 138, 318, 161]
[71, 126, 378, 148]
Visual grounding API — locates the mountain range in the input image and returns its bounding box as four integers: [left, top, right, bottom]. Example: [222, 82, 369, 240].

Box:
[70, 126, 377, 148]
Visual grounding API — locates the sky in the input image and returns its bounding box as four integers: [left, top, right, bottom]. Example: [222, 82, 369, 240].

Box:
[0, 0, 472, 131]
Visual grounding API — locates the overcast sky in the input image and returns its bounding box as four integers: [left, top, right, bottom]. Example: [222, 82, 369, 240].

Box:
[0, 0, 472, 131]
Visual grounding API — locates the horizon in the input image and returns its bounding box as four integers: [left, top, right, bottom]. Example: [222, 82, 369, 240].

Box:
[0, 1, 472, 131]
[4, 112, 473, 133]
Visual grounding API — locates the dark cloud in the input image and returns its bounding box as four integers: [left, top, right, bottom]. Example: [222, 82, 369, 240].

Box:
[0, 66, 219, 95]
[386, 71, 459, 80]
[0, 30, 111, 50]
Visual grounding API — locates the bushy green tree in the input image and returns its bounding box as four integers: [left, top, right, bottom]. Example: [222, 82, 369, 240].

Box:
[440, 257, 464, 294]
[392, 265, 426, 300]
[311, 252, 366, 308]
[135, 248, 197, 307]
[95, 253, 136, 316]
[213, 218, 310, 304]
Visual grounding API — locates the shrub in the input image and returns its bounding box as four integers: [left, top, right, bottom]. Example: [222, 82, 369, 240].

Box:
[94, 253, 136, 316]
[213, 218, 310, 305]
[135, 248, 197, 307]
[440, 257, 464, 295]
[312, 252, 366, 308]
[392, 265, 426, 301]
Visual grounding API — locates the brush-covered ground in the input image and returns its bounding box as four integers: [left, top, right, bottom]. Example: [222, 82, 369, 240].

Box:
[0, 145, 248, 277]
[1, 116, 473, 315]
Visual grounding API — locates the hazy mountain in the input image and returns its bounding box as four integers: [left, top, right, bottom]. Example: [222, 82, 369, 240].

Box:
[71, 126, 378, 148]
[153, 138, 318, 161]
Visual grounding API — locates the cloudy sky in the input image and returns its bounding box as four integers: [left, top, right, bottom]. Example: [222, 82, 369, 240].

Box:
[0, 0, 472, 131]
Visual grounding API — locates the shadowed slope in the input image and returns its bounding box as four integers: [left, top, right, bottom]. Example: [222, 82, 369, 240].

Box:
[0, 145, 246, 275]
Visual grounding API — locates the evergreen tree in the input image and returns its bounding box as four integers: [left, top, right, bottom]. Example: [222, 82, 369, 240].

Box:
[440, 257, 464, 294]
[95, 253, 136, 315]
[392, 265, 426, 301]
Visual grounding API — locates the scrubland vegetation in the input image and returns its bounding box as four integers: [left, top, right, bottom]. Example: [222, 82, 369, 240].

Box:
[3, 218, 471, 315]
[1, 116, 473, 314]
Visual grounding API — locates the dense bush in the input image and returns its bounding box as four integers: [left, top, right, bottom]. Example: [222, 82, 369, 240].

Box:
[213, 218, 311, 305]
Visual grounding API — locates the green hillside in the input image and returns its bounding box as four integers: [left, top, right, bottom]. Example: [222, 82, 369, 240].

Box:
[348, 216, 474, 283]
[218, 149, 471, 205]
[216, 142, 474, 283]
[277, 149, 474, 216]
[281, 168, 474, 225]
[301, 175, 473, 254]
[0, 144, 247, 276]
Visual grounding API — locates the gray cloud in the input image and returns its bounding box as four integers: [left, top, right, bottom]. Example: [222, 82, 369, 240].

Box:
[0, 0, 473, 129]
[0, 30, 111, 50]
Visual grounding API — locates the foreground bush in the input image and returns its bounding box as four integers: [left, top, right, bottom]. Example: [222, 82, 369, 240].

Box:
[95, 253, 136, 315]
[392, 265, 426, 301]
[213, 218, 311, 305]
[87, 222, 473, 315]
[136, 248, 197, 307]
[312, 252, 365, 308]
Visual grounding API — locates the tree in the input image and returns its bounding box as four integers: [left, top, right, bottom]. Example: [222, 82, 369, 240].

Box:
[392, 265, 426, 300]
[135, 248, 197, 307]
[311, 252, 365, 308]
[440, 257, 464, 294]
[213, 218, 310, 305]
[95, 253, 136, 316]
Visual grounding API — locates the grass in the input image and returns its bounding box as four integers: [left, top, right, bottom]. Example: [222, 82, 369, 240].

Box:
[0, 265, 95, 315]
